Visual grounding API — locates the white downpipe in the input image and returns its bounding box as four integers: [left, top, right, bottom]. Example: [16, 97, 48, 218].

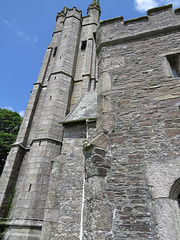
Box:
[80, 175, 85, 240]
[80, 119, 88, 239]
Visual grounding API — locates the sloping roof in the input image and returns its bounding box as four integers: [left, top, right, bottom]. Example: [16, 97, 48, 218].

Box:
[61, 91, 97, 124]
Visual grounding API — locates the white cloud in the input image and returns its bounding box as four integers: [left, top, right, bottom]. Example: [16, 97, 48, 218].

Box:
[135, 0, 158, 12]
[19, 111, 25, 117]
[17, 31, 30, 42]
[135, 0, 180, 13]
[3, 107, 25, 117]
[159, 0, 180, 8]
[3, 19, 14, 27]
[4, 106, 14, 111]
[32, 36, 38, 46]
[33, 36, 38, 43]
[2, 17, 37, 45]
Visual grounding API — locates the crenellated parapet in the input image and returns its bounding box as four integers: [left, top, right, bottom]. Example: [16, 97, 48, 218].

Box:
[56, 6, 82, 23]
[55, 6, 82, 27]
[65, 7, 82, 22]
[53, 6, 82, 43]
[147, 3, 172, 15]
[97, 4, 180, 53]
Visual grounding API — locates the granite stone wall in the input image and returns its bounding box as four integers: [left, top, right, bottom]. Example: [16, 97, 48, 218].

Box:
[93, 4, 180, 239]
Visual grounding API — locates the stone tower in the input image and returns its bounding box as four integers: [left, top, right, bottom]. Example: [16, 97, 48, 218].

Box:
[1, 2, 180, 240]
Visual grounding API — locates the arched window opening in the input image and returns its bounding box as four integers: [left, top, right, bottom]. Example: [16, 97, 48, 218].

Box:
[169, 178, 180, 208]
[178, 194, 180, 208]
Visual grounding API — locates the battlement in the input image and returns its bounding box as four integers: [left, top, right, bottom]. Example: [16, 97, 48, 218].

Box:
[66, 7, 82, 19]
[55, 3, 100, 31]
[147, 3, 172, 15]
[97, 4, 180, 53]
[175, 7, 180, 14]
[56, 6, 82, 22]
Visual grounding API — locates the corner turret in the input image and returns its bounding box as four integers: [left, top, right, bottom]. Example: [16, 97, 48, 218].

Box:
[87, 0, 101, 23]
[56, 6, 67, 21]
[53, 6, 67, 34]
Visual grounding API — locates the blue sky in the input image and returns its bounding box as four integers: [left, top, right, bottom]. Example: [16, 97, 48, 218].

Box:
[1, 0, 180, 117]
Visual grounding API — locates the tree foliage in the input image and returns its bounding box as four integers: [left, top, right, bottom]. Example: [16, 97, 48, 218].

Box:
[0, 108, 22, 175]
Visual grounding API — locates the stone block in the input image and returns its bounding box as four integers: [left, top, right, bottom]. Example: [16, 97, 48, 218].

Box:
[90, 133, 110, 150]
[89, 201, 113, 231]
[98, 72, 112, 94]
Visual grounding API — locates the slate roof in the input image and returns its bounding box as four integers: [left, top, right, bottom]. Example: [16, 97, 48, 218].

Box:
[61, 91, 97, 123]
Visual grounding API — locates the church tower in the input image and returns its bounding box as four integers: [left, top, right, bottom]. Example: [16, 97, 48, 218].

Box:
[0, 1, 100, 239]
[1, 1, 180, 240]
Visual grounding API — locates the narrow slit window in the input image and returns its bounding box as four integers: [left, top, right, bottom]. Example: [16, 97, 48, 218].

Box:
[93, 32, 96, 42]
[53, 47, 57, 57]
[81, 40, 87, 51]
[166, 54, 180, 77]
[28, 184, 32, 192]
[51, 161, 54, 171]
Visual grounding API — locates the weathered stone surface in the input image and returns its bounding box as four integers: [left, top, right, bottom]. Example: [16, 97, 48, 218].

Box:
[41, 138, 85, 240]
[152, 199, 180, 240]
[98, 72, 112, 94]
[95, 3, 180, 239]
[88, 201, 113, 231]
[145, 158, 180, 198]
